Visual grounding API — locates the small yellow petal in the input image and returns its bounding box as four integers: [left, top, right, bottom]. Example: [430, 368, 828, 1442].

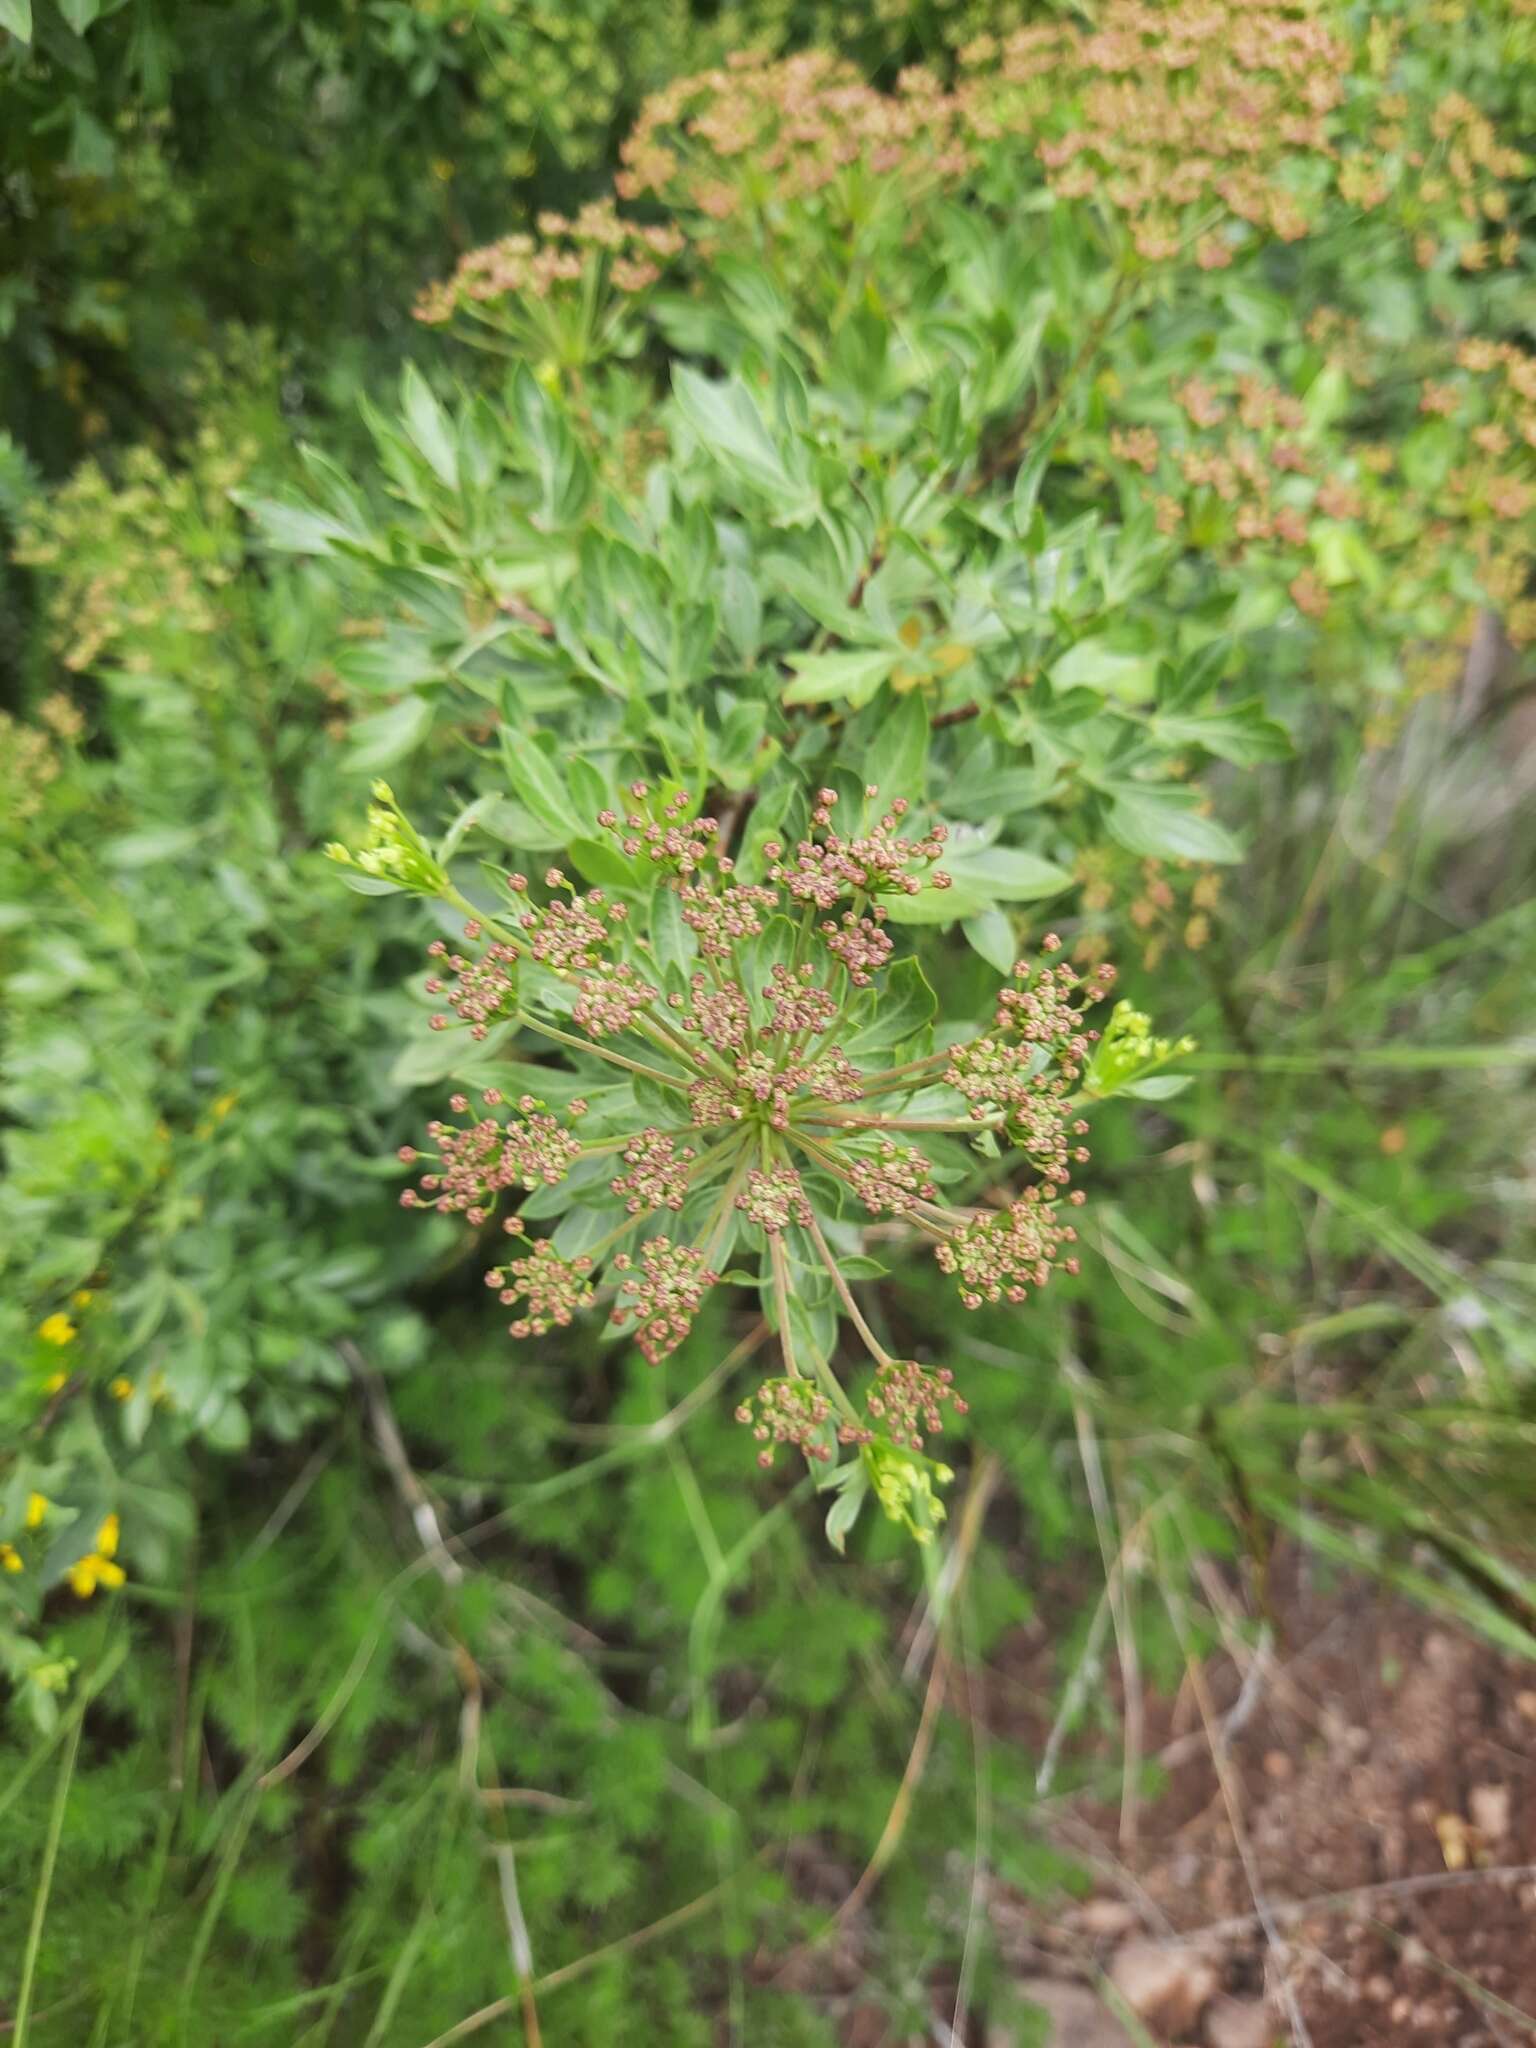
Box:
[109, 1377, 134, 1401]
[96, 1513, 120, 1559]
[96, 1558, 126, 1589]
[68, 1558, 98, 1598]
[26, 1493, 49, 1529]
[37, 1313, 77, 1347]
[42, 1371, 67, 1394]
[0, 1544, 22, 1574]
[71, 1289, 94, 1309]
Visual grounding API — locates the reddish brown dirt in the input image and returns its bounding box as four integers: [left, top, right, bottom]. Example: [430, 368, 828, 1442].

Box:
[982, 1563, 1536, 2045]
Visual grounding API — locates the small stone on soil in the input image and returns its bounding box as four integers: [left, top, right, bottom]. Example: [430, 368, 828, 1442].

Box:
[1076, 1898, 1139, 1938]
[1009, 1979, 1134, 2046]
[1108, 1939, 1218, 2033]
[1204, 1995, 1275, 2048]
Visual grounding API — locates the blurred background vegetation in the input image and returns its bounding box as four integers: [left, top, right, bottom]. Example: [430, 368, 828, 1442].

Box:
[3, 1, 1535, 2042]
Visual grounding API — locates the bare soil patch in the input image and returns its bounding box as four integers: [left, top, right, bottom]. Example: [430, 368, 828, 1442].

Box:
[984, 1563, 1536, 2045]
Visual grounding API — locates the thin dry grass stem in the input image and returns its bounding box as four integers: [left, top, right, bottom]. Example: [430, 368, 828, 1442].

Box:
[950, 1581, 991, 2047]
[1188, 1546, 1294, 1703]
[454, 1609, 544, 2046]
[834, 1455, 1000, 1927]
[1154, 1628, 1271, 1771]
[493, 1845, 543, 2048]
[1064, 1355, 1143, 1852]
[478, 1787, 586, 1815]
[345, 1340, 463, 1585]
[413, 1857, 771, 2048]
[262, 1429, 732, 1812]
[1179, 1862, 1536, 1948]
[1161, 1581, 1315, 2048]
[266, 1342, 575, 2048]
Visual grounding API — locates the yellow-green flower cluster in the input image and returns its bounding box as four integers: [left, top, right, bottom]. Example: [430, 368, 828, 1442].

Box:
[325, 783, 449, 894]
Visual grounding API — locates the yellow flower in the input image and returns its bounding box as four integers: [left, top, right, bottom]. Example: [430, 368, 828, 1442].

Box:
[67, 1521, 125, 1599]
[37, 1313, 77, 1347]
[42, 1371, 67, 1394]
[109, 1376, 134, 1401]
[0, 1543, 21, 1574]
[71, 1289, 94, 1309]
[68, 1555, 109, 1597]
[26, 1493, 49, 1529]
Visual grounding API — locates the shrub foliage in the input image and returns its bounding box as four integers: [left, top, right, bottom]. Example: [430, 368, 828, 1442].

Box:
[2, 1, 1535, 2040]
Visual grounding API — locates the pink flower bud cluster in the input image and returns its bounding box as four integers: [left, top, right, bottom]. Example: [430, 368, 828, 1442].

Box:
[611, 1129, 696, 1213]
[610, 1238, 719, 1365]
[763, 964, 840, 1039]
[684, 977, 750, 1051]
[768, 789, 949, 907]
[516, 890, 627, 973]
[933, 1189, 1080, 1310]
[735, 1376, 835, 1468]
[414, 199, 683, 324]
[866, 1359, 967, 1451]
[487, 1237, 597, 1339]
[735, 1164, 813, 1234]
[846, 1140, 938, 1218]
[820, 911, 893, 986]
[714, 1043, 861, 1133]
[399, 1092, 582, 1222]
[573, 962, 658, 1038]
[597, 786, 718, 872]
[994, 951, 1117, 1053]
[678, 880, 777, 959]
[425, 934, 520, 1039]
[619, 51, 971, 224]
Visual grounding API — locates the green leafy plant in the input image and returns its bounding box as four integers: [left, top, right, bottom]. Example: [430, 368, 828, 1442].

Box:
[251, 1, 1536, 991]
[4, 6, 1536, 2041]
